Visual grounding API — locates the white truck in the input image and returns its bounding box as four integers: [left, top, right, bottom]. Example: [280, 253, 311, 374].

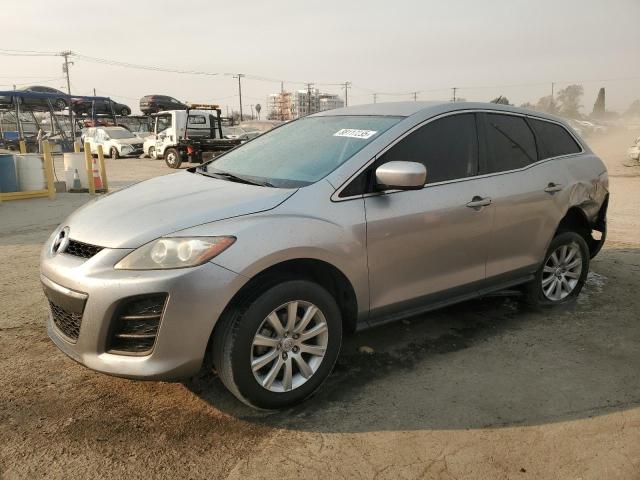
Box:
[146, 105, 241, 168]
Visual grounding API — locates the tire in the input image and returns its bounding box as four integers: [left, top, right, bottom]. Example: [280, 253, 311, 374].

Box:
[212, 280, 342, 409]
[524, 231, 590, 307]
[164, 148, 181, 168]
[148, 146, 156, 159]
[120, 107, 130, 116]
[110, 147, 119, 159]
[54, 98, 67, 111]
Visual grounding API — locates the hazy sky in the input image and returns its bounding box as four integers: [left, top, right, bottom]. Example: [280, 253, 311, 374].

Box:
[1, 0, 639, 114]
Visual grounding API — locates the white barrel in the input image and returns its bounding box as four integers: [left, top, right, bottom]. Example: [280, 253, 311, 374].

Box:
[15, 154, 45, 191]
[63, 152, 89, 189]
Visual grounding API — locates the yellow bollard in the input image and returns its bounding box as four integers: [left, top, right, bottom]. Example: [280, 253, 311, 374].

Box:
[19, 140, 27, 154]
[84, 142, 95, 195]
[74, 141, 81, 153]
[42, 141, 56, 200]
[97, 145, 108, 192]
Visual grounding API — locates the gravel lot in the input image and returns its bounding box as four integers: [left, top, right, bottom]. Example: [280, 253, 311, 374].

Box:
[1, 129, 639, 479]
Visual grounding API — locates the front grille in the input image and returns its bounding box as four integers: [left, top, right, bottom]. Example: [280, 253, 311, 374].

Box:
[108, 294, 167, 355]
[49, 300, 83, 342]
[64, 239, 103, 259]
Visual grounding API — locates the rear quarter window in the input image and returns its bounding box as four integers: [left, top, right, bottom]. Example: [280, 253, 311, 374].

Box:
[529, 118, 582, 159]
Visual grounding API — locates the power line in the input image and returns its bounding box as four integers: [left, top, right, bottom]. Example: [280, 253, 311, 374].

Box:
[0, 76, 65, 88]
[3, 48, 640, 107]
[0, 48, 59, 57]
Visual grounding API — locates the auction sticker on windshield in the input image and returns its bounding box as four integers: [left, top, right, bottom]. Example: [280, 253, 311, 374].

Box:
[333, 129, 377, 139]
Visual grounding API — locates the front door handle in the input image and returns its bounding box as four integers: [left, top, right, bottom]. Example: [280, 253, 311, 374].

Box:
[544, 182, 563, 193]
[466, 196, 492, 209]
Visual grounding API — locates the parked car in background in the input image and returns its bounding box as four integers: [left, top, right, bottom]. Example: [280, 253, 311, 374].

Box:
[140, 95, 187, 115]
[0, 86, 69, 111]
[82, 126, 143, 158]
[628, 136, 640, 161]
[143, 134, 156, 158]
[568, 119, 606, 137]
[72, 98, 131, 116]
[42, 102, 608, 409]
[222, 126, 260, 141]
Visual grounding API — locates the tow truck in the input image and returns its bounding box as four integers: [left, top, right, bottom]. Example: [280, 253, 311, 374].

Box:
[150, 104, 241, 168]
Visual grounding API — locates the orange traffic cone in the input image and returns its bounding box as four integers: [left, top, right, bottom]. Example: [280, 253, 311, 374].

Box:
[91, 157, 103, 191]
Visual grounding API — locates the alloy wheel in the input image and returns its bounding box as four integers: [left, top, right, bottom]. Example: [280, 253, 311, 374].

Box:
[251, 300, 328, 393]
[541, 242, 582, 301]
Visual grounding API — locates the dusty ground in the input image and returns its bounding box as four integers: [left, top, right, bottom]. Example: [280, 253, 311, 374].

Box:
[1, 129, 640, 479]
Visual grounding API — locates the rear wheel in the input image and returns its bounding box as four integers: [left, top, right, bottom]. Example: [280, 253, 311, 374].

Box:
[213, 280, 342, 409]
[110, 147, 119, 159]
[525, 231, 589, 306]
[164, 148, 181, 168]
[54, 98, 67, 111]
[120, 107, 130, 116]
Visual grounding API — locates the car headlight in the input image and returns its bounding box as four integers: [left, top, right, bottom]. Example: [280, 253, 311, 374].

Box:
[114, 237, 236, 270]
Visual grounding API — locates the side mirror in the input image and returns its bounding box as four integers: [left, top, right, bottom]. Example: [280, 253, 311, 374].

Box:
[375, 161, 426, 191]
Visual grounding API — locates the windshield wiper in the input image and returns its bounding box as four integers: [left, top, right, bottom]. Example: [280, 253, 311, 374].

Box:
[197, 169, 274, 187]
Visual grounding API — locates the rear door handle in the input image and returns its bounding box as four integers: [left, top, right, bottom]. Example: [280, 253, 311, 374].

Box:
[466, 196, 492, 209]
[544, 183, 563, 193]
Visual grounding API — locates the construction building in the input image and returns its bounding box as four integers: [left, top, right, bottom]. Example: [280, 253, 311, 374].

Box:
[267, 89, 344, 119]
[267, 91, 295, 121]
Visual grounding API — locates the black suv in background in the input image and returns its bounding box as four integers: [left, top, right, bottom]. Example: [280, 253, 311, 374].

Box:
[71, 98, 131, 116]
[140, 95, 187, 114]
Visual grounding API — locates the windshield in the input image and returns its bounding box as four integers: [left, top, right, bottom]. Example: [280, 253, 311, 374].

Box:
[106, 128, 136, 139]
[204, 115, 401, 188]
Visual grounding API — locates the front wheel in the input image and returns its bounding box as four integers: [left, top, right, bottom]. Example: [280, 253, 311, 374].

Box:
[110, 147, 119, 159]
[213, 280, 342, 409]
[148, 146, 156, 159]
[164, 148, 181, 168]
[120, 107, 130, 116]
[525, 231, 590, 306]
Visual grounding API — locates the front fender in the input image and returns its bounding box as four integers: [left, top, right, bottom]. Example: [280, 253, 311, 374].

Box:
[174, 194, 369, 317]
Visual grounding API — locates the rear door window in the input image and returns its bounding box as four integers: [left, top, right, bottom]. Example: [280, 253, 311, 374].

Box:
[481, 113, 537, 173]
[378, 113, 479, 184]
[529, 118, 581, 159]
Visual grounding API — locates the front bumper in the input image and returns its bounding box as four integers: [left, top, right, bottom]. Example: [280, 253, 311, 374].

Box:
[40, 240, 245, 380]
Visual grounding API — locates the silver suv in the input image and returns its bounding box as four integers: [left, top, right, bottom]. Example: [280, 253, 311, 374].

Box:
[41, 102, 608, 409]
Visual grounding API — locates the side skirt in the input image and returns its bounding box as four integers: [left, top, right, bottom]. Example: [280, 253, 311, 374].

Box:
[358, 270, 536, 332]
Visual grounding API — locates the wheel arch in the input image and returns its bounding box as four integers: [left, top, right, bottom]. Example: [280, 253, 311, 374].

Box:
[555, 197, 608, 258]
[209, 258, 359, 353]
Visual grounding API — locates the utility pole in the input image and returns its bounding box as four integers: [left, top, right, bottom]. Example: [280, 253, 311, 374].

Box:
[305, 83, 314, 116]
[452, 87, 457, 102]
[343, 81, 351, 107]
[226, 105, 229, 119]
[373, 93, 377, 104]
[551, 82, 555, 99]
[93, 88, 96, 96]
[249, 104, 254, 119]
[280, 81, 285, 121]
[412, 92, 418, 101]
[61, 51, 75, 141]
[234, 74, 244, 121]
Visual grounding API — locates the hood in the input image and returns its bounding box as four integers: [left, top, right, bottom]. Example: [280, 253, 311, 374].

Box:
[114, 137, 143, 146]
[65, 172, 296, 248]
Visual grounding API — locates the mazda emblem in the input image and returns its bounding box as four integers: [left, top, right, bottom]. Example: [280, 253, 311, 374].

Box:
[52, 227, 70, 255]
